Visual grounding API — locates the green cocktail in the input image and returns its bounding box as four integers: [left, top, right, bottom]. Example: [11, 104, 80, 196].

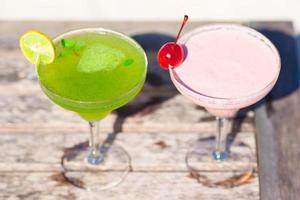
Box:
[37, 28, 147, 121]
[20, 28, 147, 190]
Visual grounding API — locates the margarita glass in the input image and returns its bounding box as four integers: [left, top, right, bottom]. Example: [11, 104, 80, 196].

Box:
[169, 24, 280, 186]
[37, 28, 147, 190]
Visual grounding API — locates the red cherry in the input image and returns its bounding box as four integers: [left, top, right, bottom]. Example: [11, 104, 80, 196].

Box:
[157, 15, 188, 70]
[157, 42, 184, 70]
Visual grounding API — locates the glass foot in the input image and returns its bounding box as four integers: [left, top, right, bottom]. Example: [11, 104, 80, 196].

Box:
[185, 137, 256, 188]
[61, 143, 131, 191]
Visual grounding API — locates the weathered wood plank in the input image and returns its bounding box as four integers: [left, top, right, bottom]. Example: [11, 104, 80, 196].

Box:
[0, 84, 254, 133]
[0, 172, 259, 200]
[252, 22, 300, 200]
[0, 132, 256, 172]
[256, 101, 300, 200]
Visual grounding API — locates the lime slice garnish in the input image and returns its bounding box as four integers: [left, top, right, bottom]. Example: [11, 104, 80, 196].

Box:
[19, 30, 55, 65]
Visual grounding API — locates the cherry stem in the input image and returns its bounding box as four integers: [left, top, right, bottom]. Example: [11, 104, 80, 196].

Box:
[175, 15, 189, 44]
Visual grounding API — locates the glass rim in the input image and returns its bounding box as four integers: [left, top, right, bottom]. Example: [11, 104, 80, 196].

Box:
[169, 23, 281, 102]
[36, 27, 148, 104]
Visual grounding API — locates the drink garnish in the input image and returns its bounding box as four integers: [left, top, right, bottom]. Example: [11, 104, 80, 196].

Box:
[157, 15, 189, 70]
[123, 58, 134, 66]
[61, 38, 76, 48]
[19, 30, 55, 64]
[60, 38, 86, 57]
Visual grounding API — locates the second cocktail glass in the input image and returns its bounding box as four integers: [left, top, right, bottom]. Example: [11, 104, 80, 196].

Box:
[36, 28, 147, 190]
[169, 24, 280, 186]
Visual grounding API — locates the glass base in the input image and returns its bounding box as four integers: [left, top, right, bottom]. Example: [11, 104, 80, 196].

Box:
[61, 143, 131, 191]
[186, 137, 256, 188]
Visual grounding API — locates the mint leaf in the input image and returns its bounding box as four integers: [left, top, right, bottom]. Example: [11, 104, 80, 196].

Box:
[123, 58, 134, 66]
[61, 38, 76, 48]
[74, 41, 86, 51]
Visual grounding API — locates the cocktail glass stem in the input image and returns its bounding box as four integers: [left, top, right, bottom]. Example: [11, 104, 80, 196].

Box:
[212, 117, 229, 161]
[87, 121, 104, 165]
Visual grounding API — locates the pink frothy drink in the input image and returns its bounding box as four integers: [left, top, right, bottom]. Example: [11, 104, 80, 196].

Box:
[170, 24, 281, 117]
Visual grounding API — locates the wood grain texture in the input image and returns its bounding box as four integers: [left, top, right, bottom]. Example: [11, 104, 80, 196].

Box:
[0, 130, 258, 198]
[253, 22, 300, 200]
[0, 132, 256, 172]
[0, 172, 259, 200]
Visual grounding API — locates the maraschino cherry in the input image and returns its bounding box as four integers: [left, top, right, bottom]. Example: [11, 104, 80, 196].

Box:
[157, 15, 189, 70]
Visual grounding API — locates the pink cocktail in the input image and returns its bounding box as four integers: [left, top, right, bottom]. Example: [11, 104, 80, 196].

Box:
[158, 22, 280, 187]
[170, 24, 280, 117]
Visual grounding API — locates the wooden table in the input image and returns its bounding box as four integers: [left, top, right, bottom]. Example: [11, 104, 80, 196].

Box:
[0, 21, 297, 200]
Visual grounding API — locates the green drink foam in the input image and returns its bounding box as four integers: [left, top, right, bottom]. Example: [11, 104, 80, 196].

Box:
[78, 44, 125, 72]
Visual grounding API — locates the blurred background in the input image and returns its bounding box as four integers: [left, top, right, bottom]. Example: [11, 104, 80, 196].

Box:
[2, 0, 300, 53]
[0, 0, 300, 29]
